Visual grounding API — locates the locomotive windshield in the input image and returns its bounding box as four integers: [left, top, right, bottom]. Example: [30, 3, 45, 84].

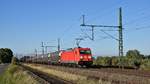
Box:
[80, 50, 91, 54]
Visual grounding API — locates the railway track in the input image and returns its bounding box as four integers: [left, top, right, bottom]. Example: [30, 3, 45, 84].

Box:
[24, 63, 150, 84]
[39, 63, 150, 78]
[21, 64, 74, 84]
[82, 67, 150, 78]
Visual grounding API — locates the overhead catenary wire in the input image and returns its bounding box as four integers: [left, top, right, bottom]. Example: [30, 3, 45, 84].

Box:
[123, 13, 150, 26]
[120, 5, 150, 34]
[125, 25, 150, 32]
[80, 28, 93, 40]
[59, 17, 82, 39]
[85, 0, 127, 23]
[123, 5, 150, 26]
[135, 26, 150, 30]
[58, 0, 128, 47]
[100, 29, 119, 41]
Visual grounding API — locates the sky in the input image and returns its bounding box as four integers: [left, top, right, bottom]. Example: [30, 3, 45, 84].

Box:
[0, 0, 150, 57]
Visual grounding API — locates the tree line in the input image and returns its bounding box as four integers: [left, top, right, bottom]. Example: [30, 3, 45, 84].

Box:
[94, 49, 150, 70]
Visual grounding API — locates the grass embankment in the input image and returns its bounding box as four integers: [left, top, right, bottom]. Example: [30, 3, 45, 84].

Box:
[23, 64, 111, 84]
[0, 64, 39, 84]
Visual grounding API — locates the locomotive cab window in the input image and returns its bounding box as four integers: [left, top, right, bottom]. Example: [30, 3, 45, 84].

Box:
[80, 50, 91, 54]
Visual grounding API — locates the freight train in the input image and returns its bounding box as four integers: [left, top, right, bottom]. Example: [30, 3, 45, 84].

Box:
[25, 47, 93, 67]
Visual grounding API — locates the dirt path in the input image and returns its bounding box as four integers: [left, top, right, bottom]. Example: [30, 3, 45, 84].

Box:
[0, 64, 9, 75]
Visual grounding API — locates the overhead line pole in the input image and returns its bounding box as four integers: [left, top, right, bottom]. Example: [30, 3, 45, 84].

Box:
[41, 42, 44, 57]
[119, 8, 123, 68]
[35, 49, 37, 63]
[58, 38, 60, 51]
[45, 46, 56, 54]
[80, 8, 124, 68]
[119, 7, 123, 57]
[91, 26, 94, 41]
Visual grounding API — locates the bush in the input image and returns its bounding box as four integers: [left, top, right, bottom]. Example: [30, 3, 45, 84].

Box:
[140, 59, 150, 70]
[11, 57, 19, 65]
[111, 57, 119, 66]
[94, 49, 150, 70]
[95, 56, 112, 66]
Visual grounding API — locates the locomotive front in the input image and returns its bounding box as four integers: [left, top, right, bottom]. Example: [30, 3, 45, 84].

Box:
[77, 48, 93, 66]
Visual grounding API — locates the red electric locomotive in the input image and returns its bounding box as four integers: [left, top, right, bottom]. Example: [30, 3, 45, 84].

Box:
[48, 47, 93, 66]
[60, 47, 93, 66]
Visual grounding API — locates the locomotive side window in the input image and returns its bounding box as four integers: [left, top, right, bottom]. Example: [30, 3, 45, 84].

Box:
[80, 50, 91, 54]
[75, 51, 77, 54]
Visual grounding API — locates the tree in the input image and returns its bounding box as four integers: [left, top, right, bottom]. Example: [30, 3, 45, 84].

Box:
[144, 55, 150, 59]
[126, 50, 143, 59]
[140, 59, 150, 70]
[0, 48, 13, 63]
[126, 49, 143, 68]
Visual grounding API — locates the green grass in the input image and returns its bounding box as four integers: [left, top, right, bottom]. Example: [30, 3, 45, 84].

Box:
[0, 64, 39, 84]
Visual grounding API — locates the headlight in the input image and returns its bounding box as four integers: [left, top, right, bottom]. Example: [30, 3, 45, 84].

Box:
[80, 56, 83, 59]
[59, 51, 62, 56]
[88, 56, 91, 59]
